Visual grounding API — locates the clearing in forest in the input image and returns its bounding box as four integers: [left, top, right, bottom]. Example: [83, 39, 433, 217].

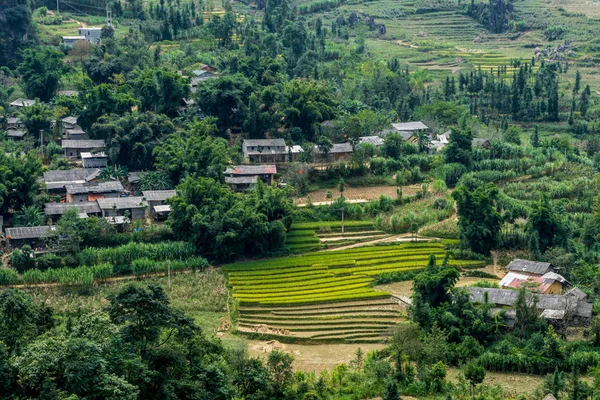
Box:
[224, 240, 485, 343]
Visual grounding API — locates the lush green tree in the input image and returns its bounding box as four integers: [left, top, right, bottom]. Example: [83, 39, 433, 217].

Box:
[0, 152, 43, 213]
[132, 68, 189, 116]
[464, 362, 485, 399]
[452, 182, 501, 255]
[108, 285, 196, 357]
[316, 135, 333, 161]
[17, 47, 65, 101]
[412, 260, 459, 308]
[282, 78, 337, 142]
[195, 74, 254, 134]
[382, 133, 404, 159]
[0, 289, 53, 354]
[78, 83, 138, 130]
[233, 358, 273, 400]
[267, 350, 294, 398]
[153, 118, 230, 184]
[168, 176, 292, 261]
[0, 1, 34, 68]
[136, 171, 173, 191]
[504, 126, 522, 145]
[90, 112, 175, 170]
[13, 205, 44, 227]
[526, 194, 568, 253]
[18, 100, 53, 144]
[445, 127, 473, 166]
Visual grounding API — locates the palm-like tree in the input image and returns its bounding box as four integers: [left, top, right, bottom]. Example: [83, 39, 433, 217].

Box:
[99, 165, 129, 182]
[136, 171, 173, 191]
[415, 130, 431, 153]
[13, 205, 45, 227]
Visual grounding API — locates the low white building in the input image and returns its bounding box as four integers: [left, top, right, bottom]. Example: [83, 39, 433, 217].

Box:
[62, 36, 86, 48]
[81, 152, 108, 168]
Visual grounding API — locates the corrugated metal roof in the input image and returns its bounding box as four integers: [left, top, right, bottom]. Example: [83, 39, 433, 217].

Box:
[62, 116, 78, 125]
[499, 271, 567, 293]
[97, 196, 147, 210]
[467, 287, 592, 319]
[360, 136, 384, 146]
[225, 165, 277, 175]
[243, 139, 286, 147]
[507, 259, 554, 275]
[142, 190, 177, 202]
[5, 225, 55, 239]
[6, 130, 26, 137]
[44, 202, 101, 215]
[225, 176, 258, 184]
[44, 168, 100, 183]
[314, 143, 353, 154]
[391, 121, 428, 131]
[153, 205, 171, 213]
[9, 98, 35, 107]
[65, 181, 123, 195]
[61, 139, 104, 149]
[80, 152, 106, 159]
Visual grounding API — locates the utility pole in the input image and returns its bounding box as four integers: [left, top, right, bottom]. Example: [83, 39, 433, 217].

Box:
[167, 260, 171, 289]
[39, 130, 44, 156]
[341, 207, 344, 234]
[106, 5, 112, 27]
[56, 0, 59, 14]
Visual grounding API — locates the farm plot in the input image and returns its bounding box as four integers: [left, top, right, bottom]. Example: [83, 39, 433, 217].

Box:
[224, 242, 485, 343]
[284, 221, 391, 253]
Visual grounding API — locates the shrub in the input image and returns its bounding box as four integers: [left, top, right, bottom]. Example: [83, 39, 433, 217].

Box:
[10, 246, 35, 271]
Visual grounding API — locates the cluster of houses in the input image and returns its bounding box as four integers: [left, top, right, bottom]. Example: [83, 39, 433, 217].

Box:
[5, 182, 177, 250]
[467, 259, 593, 326]
[240, 122, 491, 165]
[62, 27, 103, 48]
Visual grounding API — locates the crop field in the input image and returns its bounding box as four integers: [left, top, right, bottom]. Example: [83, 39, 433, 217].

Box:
[284, 220, 391, 252]
[224, 241, 485, 342]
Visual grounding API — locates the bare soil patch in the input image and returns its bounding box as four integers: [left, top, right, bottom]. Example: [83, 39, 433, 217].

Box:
[295, 184, 419, 204]
[247, 340, 386, 372]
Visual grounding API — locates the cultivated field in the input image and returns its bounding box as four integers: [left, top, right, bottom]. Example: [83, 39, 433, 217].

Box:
[224, 241, 485, 343]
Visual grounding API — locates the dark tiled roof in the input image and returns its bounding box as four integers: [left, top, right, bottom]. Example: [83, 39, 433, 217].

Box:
[507, 259, 554, 275]
[43, 168, 100, 183]
[65, 181, 124, 195]
[97, 196, 147, 210]
[61, 139, 104, 149]
[142, 190, 177, 202]
[5, 225, 55, 239]
[243, 139, 286, 147]
[45, 202, 101, 215]
[225, 165, 277, 175]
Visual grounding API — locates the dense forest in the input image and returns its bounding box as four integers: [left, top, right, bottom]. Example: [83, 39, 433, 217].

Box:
[1, 0, 600, 398]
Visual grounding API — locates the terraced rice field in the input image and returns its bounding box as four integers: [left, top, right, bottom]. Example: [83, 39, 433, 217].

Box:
[224, 241, 485, 342]
[284, 221, 390, 253]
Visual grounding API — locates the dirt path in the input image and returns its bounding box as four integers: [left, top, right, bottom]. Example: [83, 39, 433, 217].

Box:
[320, 234, 433, 251]
[295, 184, 420, 204]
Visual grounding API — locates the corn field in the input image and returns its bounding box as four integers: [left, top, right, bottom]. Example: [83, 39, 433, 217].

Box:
[79, 242, 195, 266]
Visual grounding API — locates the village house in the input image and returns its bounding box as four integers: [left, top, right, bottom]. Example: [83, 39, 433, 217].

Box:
[62, 36, 86, 48]
[5, 226, 56, 251]
[44, 202, 102, 220]
[359, 136, 384, 148]
[472, 137, 491, 149]
[81, 152, 108, 168]
[467, 286, 593, 327]
[142, 190, 177, 218]
[65, 181, 124, 203]
[62, 139, 105, 158]
[243, 139, 288, 163]
[313, 142, 353, 163]
[9, 98, 35, 108]
[507, 259, 555, 276]
[97, 197, 148, 220]
[287, 145, 304, 162]
[499, 271, 569, 295]
[42, 168, 101, 194]
[225, 175, 258, 191]
[6, 129, 26, 140]
[225, 165, 277, 185]
[6, 117, 24, 130]
[78, 27, 103, 44]
[388, 121, 429, 141]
